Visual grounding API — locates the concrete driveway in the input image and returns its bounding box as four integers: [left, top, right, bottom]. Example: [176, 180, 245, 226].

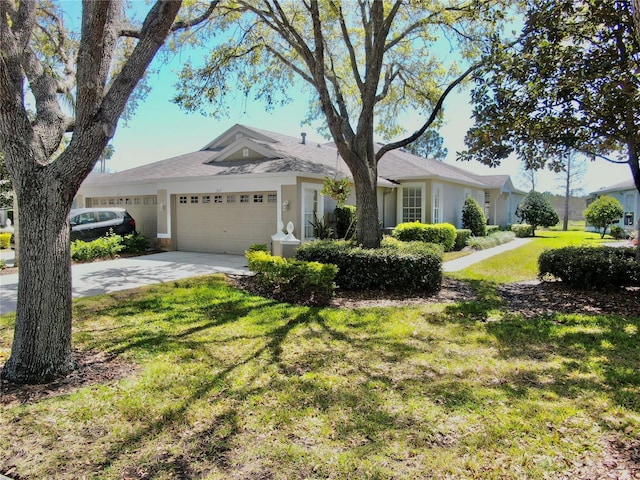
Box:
[0, 251, 250, 315]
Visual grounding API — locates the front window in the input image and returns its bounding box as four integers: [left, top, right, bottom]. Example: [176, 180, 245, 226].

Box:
[432, 183, 442, 224]
[402, 186, 422, 223]
[303, 187, 321, 239]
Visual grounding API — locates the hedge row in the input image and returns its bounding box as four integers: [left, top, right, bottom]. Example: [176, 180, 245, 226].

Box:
[71, 232, 149, 262]
[454, 229, 472, 251]
[538, 246, 640, 289]
[392, 222, 456, 251]
[295, 238, 442, 293]
[510, 224, 535, 238]
[466, 231, 516, 251]
[246, 249, 337, 306]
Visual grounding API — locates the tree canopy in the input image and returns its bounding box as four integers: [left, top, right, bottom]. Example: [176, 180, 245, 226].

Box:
[515, 191, 559, 235]
[584, 195, 625, 239]
[174, 0, 512, 247]
[460, 0, 640, 195]
[403, 129, 449, 161]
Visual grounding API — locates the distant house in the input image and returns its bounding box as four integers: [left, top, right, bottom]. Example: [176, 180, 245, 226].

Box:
[76, 124, 526, 254]
[587, 179, 640, 232]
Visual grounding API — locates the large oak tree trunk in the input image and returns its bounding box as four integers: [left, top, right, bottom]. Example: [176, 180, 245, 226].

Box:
[2, 171, 75, 383]
[352, 164, 381, 249]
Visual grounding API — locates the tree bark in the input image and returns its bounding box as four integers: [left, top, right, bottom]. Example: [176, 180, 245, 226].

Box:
[351, 163, 381, 248]
[0, 0, 186, 384]
[2, 167, 75, 383]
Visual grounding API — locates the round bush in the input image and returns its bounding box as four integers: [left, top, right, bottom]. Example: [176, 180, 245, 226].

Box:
[461, 197, 487, 236]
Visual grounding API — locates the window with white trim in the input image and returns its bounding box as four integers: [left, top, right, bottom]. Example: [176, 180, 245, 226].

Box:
[402, 186, 422, 223]
[202, 195, 211, 204]
[253, 194, 263, 203]
[240, 194, 249, 203]
[190, 196, 199, 204]
[432, 183, 442, 224]
[303, 187, 320, 239]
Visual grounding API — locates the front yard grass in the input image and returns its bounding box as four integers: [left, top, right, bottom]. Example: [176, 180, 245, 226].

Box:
[1, 231, 639, 479]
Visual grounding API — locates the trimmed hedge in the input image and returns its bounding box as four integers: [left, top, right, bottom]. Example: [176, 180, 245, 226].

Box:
[454, 229, 472, 251]
[510, 224, 535, 238]
[0, 232, 11, 249]
[295, 238, 442, 293]
[466, 231, 516, 250]
[392, 222, 456, 251]
[246, 250, 337, 306]
[486, 225, 501, 235]
[538, 246, 640, 290]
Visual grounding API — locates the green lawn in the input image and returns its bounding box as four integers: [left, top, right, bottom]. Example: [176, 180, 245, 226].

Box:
[1, 232, 638, 479]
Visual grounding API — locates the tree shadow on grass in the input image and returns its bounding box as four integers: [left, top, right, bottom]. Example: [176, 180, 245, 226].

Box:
[484, 312, 640, 413]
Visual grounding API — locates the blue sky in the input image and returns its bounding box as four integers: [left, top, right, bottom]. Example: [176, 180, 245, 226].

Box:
[82, 3, 631, 195]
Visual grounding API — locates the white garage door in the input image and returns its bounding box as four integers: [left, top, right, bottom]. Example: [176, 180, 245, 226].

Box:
[175, 192, 277, 254]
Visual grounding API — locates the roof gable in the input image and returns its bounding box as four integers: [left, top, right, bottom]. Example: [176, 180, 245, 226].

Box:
[206, 138, 281, 163]
[200, 124, 277, 151]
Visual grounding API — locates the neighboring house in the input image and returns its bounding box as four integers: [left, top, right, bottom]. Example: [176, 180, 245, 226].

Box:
[76, 124, 526, 254]
[587, 179, 640, 232]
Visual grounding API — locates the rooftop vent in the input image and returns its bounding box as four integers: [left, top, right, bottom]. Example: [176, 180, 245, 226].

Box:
[301, 132, 307, 145]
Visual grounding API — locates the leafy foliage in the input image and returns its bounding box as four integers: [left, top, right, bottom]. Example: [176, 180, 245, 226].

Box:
[0, 232, 11, 249]
[515, 191, 559, 235]
[402, 129, 448, 161]
[295, 238, 443, 293]
[392, 222, 457, 251]
[321, 177, 351, 206]
[309, 212, 334, 240]
[334, 205, 357, 240]
[454, 229, 473, 251]
[246, 250, 337, 306]
[173, 1, 511, 248]
[584, 195, 625, 239]
[461, 197, 487, 236]
[71, 235, 124, 262]
[539, 246, 640, 289]
[466, 231, 516, 250]
[461, 0, 640, 195]
[510, 224, 535, 238]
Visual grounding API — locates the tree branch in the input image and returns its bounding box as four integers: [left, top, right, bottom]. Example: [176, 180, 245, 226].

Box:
[376, 63, 478, 161]
[120, 0, 219, 37]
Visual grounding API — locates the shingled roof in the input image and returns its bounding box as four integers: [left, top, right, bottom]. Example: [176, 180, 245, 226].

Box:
[83, 124, 516, 191]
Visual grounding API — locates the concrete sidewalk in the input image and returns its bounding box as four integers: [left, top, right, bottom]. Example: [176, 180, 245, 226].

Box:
[442, 237, 533, 272]
[0, 251, 250, 315]
[1, 238, 533, 315]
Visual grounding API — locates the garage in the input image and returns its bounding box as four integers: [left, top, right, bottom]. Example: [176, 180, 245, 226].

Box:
[174, 191, 278, 254]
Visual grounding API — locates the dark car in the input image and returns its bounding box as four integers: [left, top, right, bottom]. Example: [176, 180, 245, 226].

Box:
[69, 208, 136, 242]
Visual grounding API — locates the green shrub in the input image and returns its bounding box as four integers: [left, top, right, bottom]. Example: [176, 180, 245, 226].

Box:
[296, 239, 442, 293]
[71, 234, 124, 262]
[334, 205, 357, 240]
[0, 259, 5, 270]
[538, 246, 640, 289]
[486, 225, 501, 235]
[461, 197, 487, 236]
[466, 231, 516, 250]
[392, 222, 456, 251]
[454, 229, 472, 251]
[0, 232, 11, 249]
[515, 191, 560, 235]
[121, 232, 149, 254]
[247, 243, 269, 252]
[510, 224, 535, 238]
[584, 195, 624, 239]
[609, 226, 628, 240]
[246, 250, 337, 306]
